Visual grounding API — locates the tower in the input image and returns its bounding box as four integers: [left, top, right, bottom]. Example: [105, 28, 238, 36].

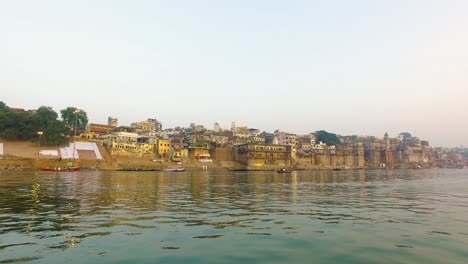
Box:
[108, 116, 118, 126]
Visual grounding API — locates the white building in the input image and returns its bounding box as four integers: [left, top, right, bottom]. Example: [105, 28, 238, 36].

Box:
[214, 122, 226, 133]
[274, 130, 298, 147]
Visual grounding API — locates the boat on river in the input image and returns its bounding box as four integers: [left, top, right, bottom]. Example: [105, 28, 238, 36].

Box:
[333, 166, 351, 171]
[164, 167, 185, 172]
[40, 166, 81, 172]
[277, 168, 293, 173]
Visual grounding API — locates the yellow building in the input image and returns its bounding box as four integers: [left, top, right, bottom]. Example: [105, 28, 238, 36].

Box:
[188, 147, 211, 160]
[84, 132, 100, 140]
[110, 142, 155, 156]
[234, 144, 291, 167]
[157, 139, 171, 158]
[111, 142, 138, 156]
[138, 143, 155, 154]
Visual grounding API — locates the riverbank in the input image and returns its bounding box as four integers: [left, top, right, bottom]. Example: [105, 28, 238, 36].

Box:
[0, 156, 239, 171]
[0, 157, 329, 171]
[0, 141, 432, 172]
[1, 157, 417, 172]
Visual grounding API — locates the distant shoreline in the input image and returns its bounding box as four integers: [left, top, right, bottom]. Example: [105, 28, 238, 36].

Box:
[1, 157, 449, 172]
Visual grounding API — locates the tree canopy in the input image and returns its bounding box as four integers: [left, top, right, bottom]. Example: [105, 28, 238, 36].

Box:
[0, 102, 69, 145]
[60, 107, 88, 131]
[314, 130, 341, 145]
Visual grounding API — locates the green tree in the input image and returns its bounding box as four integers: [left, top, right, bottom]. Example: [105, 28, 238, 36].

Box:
[0, 103, 68, 144]
[34, 106, 59, 126]
[315, 130, 341, 145]
[0, 128, 17, 139]
[0, 107, 21, 139]
[39, 120, 69, 145]
[14, 114, 36, 140]
[60, 107, 88, 130]
[30, 106, 68, 145]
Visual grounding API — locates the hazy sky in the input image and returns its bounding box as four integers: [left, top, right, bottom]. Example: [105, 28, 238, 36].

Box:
[1, 0, 467, 147]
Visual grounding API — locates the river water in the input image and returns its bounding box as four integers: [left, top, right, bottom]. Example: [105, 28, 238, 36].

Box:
[0, 169, 467, 263]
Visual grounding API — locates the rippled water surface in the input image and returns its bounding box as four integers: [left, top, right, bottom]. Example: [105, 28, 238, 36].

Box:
[1, 169, 468, 263]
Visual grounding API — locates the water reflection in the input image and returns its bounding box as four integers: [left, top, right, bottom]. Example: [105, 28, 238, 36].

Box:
[0, 169, 467, 264]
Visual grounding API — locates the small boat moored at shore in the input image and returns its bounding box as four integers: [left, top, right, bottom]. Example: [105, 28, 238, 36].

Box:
[277, 168, 293, 173]
[164, 167, 185, 172]
[333, 166, 352, 171]
[40, 166, 81, 172]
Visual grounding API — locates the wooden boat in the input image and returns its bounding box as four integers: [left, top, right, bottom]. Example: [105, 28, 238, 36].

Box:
[333, 166, 351, 171]
[40, 166, 81, 172]
[277, 168, 293, 173]
[164, 167, 185, 172]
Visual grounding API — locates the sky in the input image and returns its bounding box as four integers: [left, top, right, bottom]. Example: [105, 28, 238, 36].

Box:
[1, 0, 467, 147]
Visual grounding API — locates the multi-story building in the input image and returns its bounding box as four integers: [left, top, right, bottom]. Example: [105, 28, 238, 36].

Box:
[131, 119, 157, 134]
[261, 132, 275, 145]
[101, 131, 138, 145]
[156, 139, 171, 159]
[274, 130, 298, 160]
[214, 122, 226, 133]
[248, 136, 265, 144]
[363, 133, 433, 167]
[234, 144, 292, 168]
[84, 123, 116, 139]
[211, 134, 230, 146]
[298, 133, 316, 152]
[194, 125, 206, 133]
[100, 131, 156, 156]
[274, 130, 298, 147]
[296, 141, 365, 168]
[231, 122, 248, 135]
[87, 123, 116, 135]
